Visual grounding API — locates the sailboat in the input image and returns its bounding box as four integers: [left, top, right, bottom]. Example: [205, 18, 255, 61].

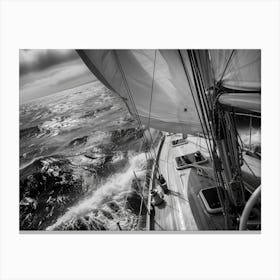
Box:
[76, 49, 261, 231]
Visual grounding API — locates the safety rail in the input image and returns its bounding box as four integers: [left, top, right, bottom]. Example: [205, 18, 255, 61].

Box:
[146, 135, 165, 230]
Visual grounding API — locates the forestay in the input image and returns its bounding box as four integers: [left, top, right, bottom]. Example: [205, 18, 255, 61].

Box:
[77, 50, 202, 134]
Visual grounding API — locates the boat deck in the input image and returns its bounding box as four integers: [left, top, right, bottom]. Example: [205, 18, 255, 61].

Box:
[150, 133, 261, 231]
[152, 134, 216, 231]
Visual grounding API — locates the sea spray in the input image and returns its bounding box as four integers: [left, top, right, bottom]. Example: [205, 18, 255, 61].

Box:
[47, 152, 148, 230]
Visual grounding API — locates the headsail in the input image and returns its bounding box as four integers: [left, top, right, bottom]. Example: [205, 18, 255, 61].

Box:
[77, 50, 202, 134]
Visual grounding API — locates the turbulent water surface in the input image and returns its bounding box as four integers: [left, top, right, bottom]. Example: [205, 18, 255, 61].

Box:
[20, 81, 157, 231]
[19, 81, 260, 231]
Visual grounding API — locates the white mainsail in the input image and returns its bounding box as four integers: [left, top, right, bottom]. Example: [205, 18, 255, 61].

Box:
[208, 50, 261, 113]
[77, 50, 202, 134]
[209, 49, 261, 91]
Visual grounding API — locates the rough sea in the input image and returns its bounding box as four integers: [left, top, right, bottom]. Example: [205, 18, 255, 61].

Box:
[19, 80, 260, 231]
[20, 81, 158, 231]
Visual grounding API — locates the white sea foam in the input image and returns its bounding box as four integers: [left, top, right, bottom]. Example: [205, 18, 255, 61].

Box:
[46, 152, 147, 230]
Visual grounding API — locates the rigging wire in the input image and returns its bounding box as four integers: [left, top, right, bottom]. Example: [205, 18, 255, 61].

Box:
[191, 52, 212, 126]
[184, 50, 230, 228]
[145, 50, 160, 162]
[188, 51, 214, 159]
[147, 50, 157, 132]
[190, 52, 217, 151]
[113, 50, 157, 161]
[113, 50, 162, 230]
[205, 51, 236, 227]
[178, 50, 213, 161]
[133, 171, 144, 230]
[145, 50, 163, 178]
[219, 50, 235, 84]
[242, 157, 259, 180]
[235, 128, 259, 180]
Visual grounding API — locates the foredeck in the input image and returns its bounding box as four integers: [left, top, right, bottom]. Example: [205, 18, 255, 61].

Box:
[153, 134, 213, 231]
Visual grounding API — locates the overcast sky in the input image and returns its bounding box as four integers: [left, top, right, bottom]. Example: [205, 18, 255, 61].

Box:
[19, 49, 95, 103]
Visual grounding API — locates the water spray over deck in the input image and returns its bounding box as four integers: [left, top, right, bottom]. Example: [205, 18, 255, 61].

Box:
[47, 152, 148, 230]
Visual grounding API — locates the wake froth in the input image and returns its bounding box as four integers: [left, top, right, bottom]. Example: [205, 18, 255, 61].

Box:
[47, 152, 148, 230]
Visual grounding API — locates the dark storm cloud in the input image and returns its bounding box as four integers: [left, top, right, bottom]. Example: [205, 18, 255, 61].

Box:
[19, 49, 79, 76]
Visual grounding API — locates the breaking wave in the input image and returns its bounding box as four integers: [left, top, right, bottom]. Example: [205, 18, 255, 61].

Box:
[47, 152, 148, 231]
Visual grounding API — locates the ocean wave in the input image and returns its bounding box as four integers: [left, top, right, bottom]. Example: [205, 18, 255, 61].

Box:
[46, 152, 148, 231]
[20, 125, 40, 139]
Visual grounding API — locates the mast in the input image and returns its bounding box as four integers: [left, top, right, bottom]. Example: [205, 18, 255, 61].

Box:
[179, 50, 231, 229]
[189, 49, 261, 229]
[180, 50, 261, 229]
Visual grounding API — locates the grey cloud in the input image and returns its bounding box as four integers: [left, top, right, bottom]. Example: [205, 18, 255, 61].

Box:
[19, 49, 80, 76]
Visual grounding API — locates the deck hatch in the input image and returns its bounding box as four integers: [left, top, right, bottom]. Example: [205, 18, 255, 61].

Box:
[175, 151, 207, 170]
[199, 187, 223, 214]
[171, 138, 188, 147]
